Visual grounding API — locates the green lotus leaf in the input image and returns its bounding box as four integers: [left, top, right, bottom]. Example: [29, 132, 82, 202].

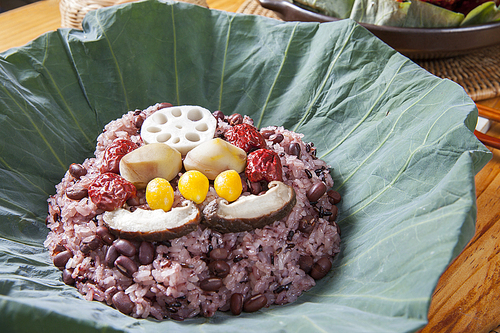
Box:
[0, 1, 491, 332]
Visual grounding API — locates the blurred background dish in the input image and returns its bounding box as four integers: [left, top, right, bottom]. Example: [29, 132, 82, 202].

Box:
[258, 0, 500, 59]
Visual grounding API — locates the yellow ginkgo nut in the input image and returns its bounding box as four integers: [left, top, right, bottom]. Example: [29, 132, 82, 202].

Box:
[214, 170, 242, 202]
[178, 170, 209, 204]
[145, 178, 174, 211]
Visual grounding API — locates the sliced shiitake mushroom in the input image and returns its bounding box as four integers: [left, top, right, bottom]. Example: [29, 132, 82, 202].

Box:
[202, 181, 296, 233]
[103, 201, 201, 241]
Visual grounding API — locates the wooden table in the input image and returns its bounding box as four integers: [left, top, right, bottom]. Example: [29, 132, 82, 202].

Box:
[2, 1, 500, 332]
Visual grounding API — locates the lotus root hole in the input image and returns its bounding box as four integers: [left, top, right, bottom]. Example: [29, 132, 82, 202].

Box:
[152, 112, 168, 124]
[156, 133, 171, 143]
[195, 123, 208, 132]
[171, 137, 181, 144]
[171, 108, 182, 117]
[185, 132, 200, 143]
[187, 108, 203, 121]
[147, 126, 161, 133]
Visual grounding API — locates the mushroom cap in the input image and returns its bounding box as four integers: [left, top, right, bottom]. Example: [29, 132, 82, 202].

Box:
[202, 181, 296, 233]
[103, 201, 201, 241]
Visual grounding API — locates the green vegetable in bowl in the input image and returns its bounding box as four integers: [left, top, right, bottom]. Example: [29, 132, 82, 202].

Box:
[295, 0, 500, 26]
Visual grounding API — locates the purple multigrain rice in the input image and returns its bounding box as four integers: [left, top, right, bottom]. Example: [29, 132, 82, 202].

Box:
[44, 103, 341, 320]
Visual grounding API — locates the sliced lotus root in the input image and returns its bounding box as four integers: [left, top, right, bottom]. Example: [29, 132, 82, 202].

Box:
[140, 105, 217, 155]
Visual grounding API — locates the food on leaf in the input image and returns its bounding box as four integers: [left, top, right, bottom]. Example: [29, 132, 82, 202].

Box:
[119, 142, 182, 188]
[140, 105, 217, 155]
[103, 201, 201, 241]
[214, 170, 243, 202]
[178, 170, 209, 204]
[145, 177, 174, 212]
[183, 138, 247, 180]
[203, 181, 296, 233]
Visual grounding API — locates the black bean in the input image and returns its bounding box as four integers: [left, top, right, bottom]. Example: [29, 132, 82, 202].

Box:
[271, 133, 284, 144]
[80, 236, 101, 254]
[115, 255, 139, 278]
[310, 256, 332, 280]
[105, 245, 119, 267]
[307, 182, 327, 202]
[62, 269, 75, 285]
[305, 169, 312, 179]
[96, 226, 115, 245]
[327, 190, 342, 205]
[138, 242, 155, 265]
[114, 239, 137, 257]
[68, 163, 87, 179]
[200, 277, 223, 291]
[233, 255, 244, 263]
[288, 142, 301, 158]
[230, 293, 243, 315]
[209, 248, 228, 261]
[213, 110, 225, 123]
[112, 291, 135, 315]
[209, 260, 230, 278]
[65, 186, 88, 200]
[53, 250, 72, 269]
[243, 294, 267, 312]
[228, 113, 243, 126]
[274, 282, 291, 294]
[298, 255, 314, 274]
[247, 180, 262, 195]
[287, 230, 295, 241]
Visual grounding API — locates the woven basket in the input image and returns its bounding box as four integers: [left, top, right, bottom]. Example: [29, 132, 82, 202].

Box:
[60, 0, 208, 29]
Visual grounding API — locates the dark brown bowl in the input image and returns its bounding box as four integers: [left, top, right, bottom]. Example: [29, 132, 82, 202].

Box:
[258, 0, 500, 59]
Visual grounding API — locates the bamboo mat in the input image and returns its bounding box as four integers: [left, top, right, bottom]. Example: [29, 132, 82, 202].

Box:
[236, 0, 500, 102]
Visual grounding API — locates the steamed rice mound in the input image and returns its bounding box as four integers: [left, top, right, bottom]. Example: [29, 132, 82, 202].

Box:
[44, 103, 341, 320]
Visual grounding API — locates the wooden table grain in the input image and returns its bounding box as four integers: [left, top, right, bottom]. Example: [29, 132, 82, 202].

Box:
[2, 1, 500, 332]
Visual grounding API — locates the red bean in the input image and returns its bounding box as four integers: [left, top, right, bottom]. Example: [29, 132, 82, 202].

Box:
[114, 255, 138, 278]
[105, 245, 119, 267]
[53, 250, 72, 269]
[298, 255, 314, 274]
[310, 256, 332, 280]
[288, 142, 301, 158]
[328, 206, 338, 222]
[96, 226, 115, 245]
[138, 242, 155, 265]
[228, 113, 243, 125]
[208, 260, 230, 278]
[112, 291, 135, 315]
[243, 294, 267, 312]
[298, 215, 316, 234]
[271, 133, 284, 144]
[62, 269, 75, 285]
[260, 129, 274, 139]
[327, 190, 342, 205]
[68, 163, 87, 179]
[209, 248, 228, 261]
[199, 277, 223, 291]
[80, 236, 101, 254]
[65, 186, 88, 200]
[307, 182, 327, 202]
[114, 239, 137, 257]
[213, 110, 225, 123]
[230, 293, 243, 315]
